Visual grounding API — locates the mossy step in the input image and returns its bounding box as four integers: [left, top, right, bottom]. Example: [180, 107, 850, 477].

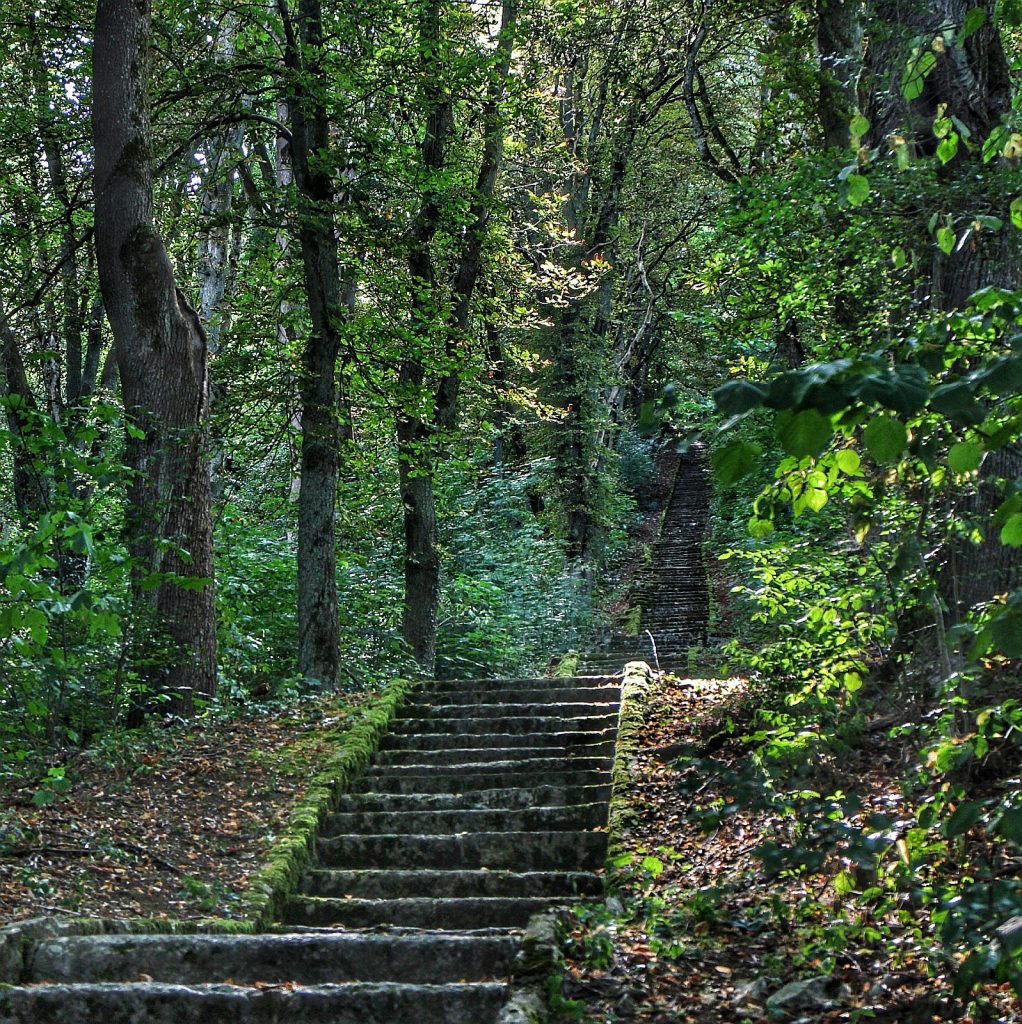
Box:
[26, 932, 516, 986]
[398, 701, 618, 721]
[335, 783, 613, 813]
[282, 895, 583, 930]
[366, 755, 614, 776]
[378, 729, 618, 751]
[406, 686, 619, 706]
[376, 745, 614, 770]
[389, 713, 619, 735]
[321, 802, 607, 836]
[426, 676, 616, 692]
[299, 867, 604, 899]
[315, 830, 608, 870]
[0, 982, 507, 1024]
[351, 768, 611, 794]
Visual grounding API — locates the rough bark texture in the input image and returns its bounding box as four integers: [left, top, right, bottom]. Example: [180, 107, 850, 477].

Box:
[859, 0, 1020, 621]
[817, 0, 862, 148]
[93, 0, 216, 714]
[0, 302, 48, 521]
[279, 0, 353, 688]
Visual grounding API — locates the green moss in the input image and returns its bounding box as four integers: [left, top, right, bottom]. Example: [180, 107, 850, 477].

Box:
[606, 662, 654, 858]
[238, 676, 421, 930]
[0, 675, 421, 978]
[552, 651, 580, 677]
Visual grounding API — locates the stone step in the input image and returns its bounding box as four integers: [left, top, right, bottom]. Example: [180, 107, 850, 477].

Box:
[406, 686, 618, 706]
[352, 767, 610, 794]
[322, 802, 606, 836]
[283, 894, 581, 929]
[396, 701, 618, 721]
[373, 743, 614, 766]
[426, 676, 615, 692]
[299, 867, 603, 899]
[378, 728, 618, 751]
[388, 713, 620, 735]
[0, 981, 507, 1024]
[365, 755, 613, 777]
[26, 932, 516, 986]
[335, 783, 613, 813]
[315, 830, 607, 870]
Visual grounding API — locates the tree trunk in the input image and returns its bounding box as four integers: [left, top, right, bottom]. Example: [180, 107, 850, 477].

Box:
[279, 0, 355, 688]
[396, 0, 517, 673]
[93, 0, 216, 715]
[817, 0, 862, 148]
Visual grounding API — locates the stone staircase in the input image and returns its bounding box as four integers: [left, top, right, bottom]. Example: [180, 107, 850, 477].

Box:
[0, 675, 621, 1023]
[582, 448, 710, 676]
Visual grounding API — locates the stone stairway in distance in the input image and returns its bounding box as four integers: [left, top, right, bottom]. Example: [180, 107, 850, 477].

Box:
[582, 447, 710, 676]
[1, 674, 620, 1024]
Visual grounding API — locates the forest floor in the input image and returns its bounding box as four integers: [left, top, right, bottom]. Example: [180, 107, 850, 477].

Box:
[0, 691, 369, 925]
[554, 674, 1021, 1024]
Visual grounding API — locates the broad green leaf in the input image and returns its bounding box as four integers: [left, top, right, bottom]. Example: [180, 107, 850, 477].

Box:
[843, 671, 862, 693]
[835, 448, 861, 475]
[960, 7, 986, 42]
[1001, 513, 1022, 546]
[775, 408, 833, 458]
[846, 173, 870, 206]
[850, 113, 870, 138]
[936, 226, 956, 254]
[714, 379, 767, 415]
[748, 517, 775, 539]
[805, 488, 829, 512]
[944, 800, 983, 837]
[948, 441, 983, 473]
[997, 807, 1022, 844]
[891, 246, 907, 269]
[991, 607, 1022, 657]
[902, 50, 937, 101]
[863, 416, 907, 463]
[937, 132, 959, 164]
[712, 440, 761, 486]
[1011, 197, 1022, 229]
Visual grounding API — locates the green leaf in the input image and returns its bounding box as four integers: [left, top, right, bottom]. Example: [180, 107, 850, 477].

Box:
[991, 607, 1022, 657]
[805, 488, 829, 512]
[891, 246, 907, 269]
[937, 132, 959, 164]
[948, 441, 983, 473]
[901, 50, 937, 101]
[748, 517, 775, 539]
[775, 408, 833, 458]
[960, 7, 987, 42]
[1001, 513, 1022, 546]
[1011, 197, 1022, 230]
[850, 113, 870, 138]
[863, 416, 907, 463]
[944, 800, 983, 837]
[997, 807, 1022, 844]
[714, 380, 767, 415]
[835, 448, 861, 475]
[846, 173, 870, 206]
[937, 226, 956, 254]
[712, 440, 761, 487]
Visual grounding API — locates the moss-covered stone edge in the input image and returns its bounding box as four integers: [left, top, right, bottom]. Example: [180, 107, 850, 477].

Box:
[607, 661, 655, 858]
[0, 675, 420, 982]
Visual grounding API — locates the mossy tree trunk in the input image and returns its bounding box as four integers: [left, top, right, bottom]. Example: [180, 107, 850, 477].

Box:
[93, 0, 216, 715]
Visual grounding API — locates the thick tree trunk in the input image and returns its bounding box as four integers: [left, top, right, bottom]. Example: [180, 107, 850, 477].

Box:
[817, 0, 862, 148]
[279, 0, 354, 688]
[0, 302, 48, 521]
[93, 0, 216, 715]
